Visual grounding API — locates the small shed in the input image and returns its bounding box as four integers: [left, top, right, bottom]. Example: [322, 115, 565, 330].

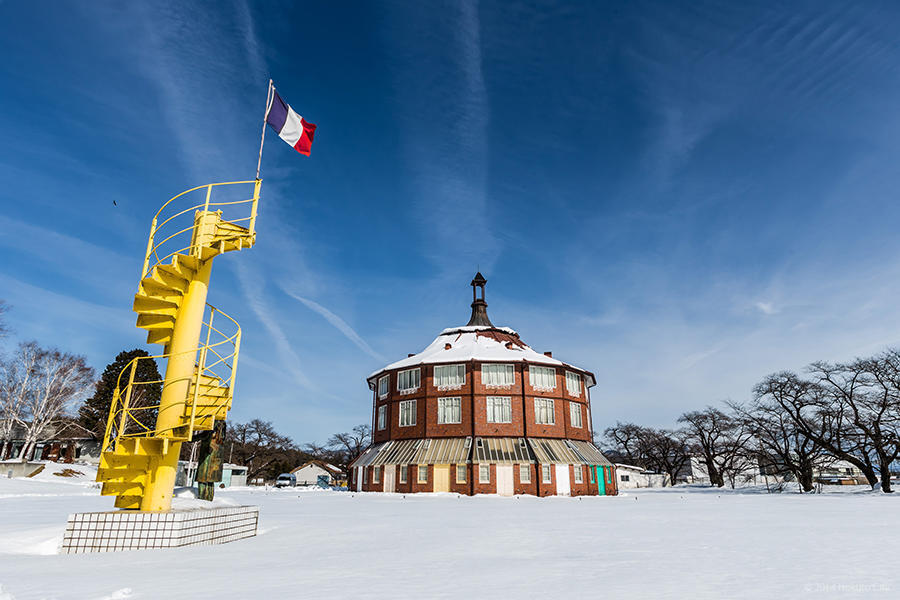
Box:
[615, 463, 670, 488]
[291, 460, 344, 486]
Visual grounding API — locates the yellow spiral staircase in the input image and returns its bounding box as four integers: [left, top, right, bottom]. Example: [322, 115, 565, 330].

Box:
[97, 180, 260, 511]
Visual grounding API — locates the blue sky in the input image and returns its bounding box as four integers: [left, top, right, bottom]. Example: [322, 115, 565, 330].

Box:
[4, 1, 900, 443]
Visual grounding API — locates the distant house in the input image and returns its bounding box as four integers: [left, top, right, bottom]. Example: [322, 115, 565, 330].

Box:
[291, 460, 344, 487]
[0, 419, 101, 464]
[615, 463, 670, 488]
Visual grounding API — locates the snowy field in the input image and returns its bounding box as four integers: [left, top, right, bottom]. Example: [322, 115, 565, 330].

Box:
[0, 463, 897, 599]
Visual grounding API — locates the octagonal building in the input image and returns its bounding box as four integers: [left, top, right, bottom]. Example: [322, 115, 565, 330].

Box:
[349, 273, 617, 496]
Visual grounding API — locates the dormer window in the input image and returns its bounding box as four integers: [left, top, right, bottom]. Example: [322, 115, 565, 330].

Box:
[434, 364, 465, 389]
[397, 368, 420, 394]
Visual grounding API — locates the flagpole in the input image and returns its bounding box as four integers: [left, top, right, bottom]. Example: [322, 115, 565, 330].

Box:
[256, 79, 274, 180]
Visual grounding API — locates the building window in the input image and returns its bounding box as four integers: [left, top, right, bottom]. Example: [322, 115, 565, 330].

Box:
[418, 465, 428, 483]
[482, 363, 514, 387]
[486, 396, 512, 423]
[541, 464, 552, 483]
[399, 399, 416, 427]
[569, 402, 583, 428]
[529, 366, 556, 390]
[373, 466, 381, 484]
[378, 374, 389, 398]
[590, 468, 595, 483]
[566, 371, 582, 396]
[364, 468, 368, 484]
[520, 464, 531, 483]
[398, 368, 421, 393]
[437, 397, 462, 424]
[534, 398, 555, 425]
[574, 465, 583, 484]
[606, 468, 612, 483]
[479, 464, 490, 483]
[400, 465, 408, 483]
[457, 464, 467, 483]
[621, 474, 630, 482]
[377, 405, 387, 430]
[434, 364, 465, 389]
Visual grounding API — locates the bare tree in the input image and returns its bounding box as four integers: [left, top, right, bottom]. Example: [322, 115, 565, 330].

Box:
[679, 407, 754, 488]
[603, 422, 651, 468]
[225, 419, 302, 481]
[603, 422, 691, 486]
[810, 354, 900, 493]
[642, 428, 693, 487]
[15, 343, 94, 459]
[0, 342, 39, 459]
[731, 395, 828, 493]
[323, 424, 371, 468]
[753, 371, 881, 489]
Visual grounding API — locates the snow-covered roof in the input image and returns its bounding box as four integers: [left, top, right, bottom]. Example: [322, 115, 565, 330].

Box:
[367, 325, 595, 386]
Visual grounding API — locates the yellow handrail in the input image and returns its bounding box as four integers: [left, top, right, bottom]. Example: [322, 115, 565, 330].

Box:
[141, 180, 261, 280]
[103, 302, 242, 452]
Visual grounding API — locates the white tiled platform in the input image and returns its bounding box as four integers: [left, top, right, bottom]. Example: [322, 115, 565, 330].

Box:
[61, 505, 258, 553]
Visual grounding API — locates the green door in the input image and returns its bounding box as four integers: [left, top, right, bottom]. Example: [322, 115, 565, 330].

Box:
[597, 466, 606, 495]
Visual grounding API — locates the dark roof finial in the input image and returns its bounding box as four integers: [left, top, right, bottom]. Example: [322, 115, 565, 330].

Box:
[467, 271, 493, 327]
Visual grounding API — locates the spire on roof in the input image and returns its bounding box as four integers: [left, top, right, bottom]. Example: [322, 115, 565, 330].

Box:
[467, 272, 494, 327]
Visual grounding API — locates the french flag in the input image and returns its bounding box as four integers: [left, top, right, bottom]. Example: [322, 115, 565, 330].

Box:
[266, 90, 317, 156]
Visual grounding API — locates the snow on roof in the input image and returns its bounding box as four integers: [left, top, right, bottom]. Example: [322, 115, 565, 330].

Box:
[367, 325, 595, 385]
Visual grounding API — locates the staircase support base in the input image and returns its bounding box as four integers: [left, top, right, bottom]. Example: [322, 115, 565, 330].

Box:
[61, 505, 258, 554]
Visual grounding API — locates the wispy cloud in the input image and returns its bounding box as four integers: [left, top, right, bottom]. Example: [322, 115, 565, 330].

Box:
[755, 301, 778, 315]
[234, 262, 312, 389]
[279, 287, 385, 362]
[383, 1, 499, 277]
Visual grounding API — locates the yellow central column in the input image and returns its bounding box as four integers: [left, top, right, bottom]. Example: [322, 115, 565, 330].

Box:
[140, 257, 214, 511]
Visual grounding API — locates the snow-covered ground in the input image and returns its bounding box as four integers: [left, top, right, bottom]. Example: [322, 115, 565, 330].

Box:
[0, 463, 897, 599]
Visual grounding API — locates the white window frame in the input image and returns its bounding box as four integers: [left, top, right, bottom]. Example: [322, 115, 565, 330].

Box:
[486, 396, 512, 424]
[529, 366, 557, 390]
[397, 368, 421, 394]
[437, 397, 462, 424]
[482, 363, 514, 387]
[377, 405, 387, 431]
[400, 464, 408, 483]
[456, 464, 467, 483]
[434, 364, 465, 389]
[479, 464, 490, 484]
[364, 468, 368, 484]
[520, 464, 531, 483]
[566, 371, 582, 396]
[373, 466, 381, 484]
[378, 374, 390, 399]
[417, 465, 428, 483]
[541, 464, 552, 483]
[574, 465, 583, 484]
[569, 401, 583, 428]
[399, 399, 416, 427]
[534, 398, 555, 425]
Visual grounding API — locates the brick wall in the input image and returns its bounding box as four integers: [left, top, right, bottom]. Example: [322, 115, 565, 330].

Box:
[369, 361, 597, 442]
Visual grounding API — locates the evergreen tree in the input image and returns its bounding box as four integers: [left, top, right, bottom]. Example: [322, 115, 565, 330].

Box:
[79, 349, 162, 439]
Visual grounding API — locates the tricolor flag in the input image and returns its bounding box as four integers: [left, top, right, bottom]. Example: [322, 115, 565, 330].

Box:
[265, 90, 317, 156]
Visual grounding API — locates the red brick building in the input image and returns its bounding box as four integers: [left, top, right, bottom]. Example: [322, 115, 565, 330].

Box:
[350, 274, 616, 497]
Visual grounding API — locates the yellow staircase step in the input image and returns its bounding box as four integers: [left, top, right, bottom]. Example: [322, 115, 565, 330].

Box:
[100, 481, 145, 497]
[114, 495, 143, 510]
